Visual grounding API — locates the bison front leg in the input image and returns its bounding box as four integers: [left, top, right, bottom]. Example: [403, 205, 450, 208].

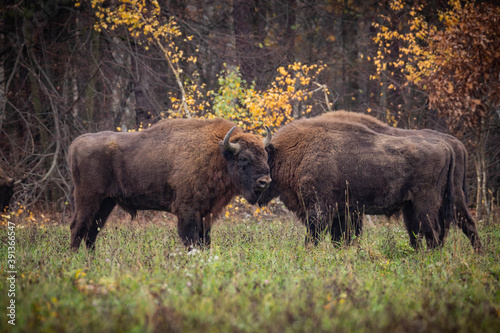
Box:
[304, 210, 328, 247]
[330, 214, 356, 246]
[334, 211, 363, 245]
[199, 215, 213, 248]
[176, 211, 203, 250]
[304, 220, 320, 246]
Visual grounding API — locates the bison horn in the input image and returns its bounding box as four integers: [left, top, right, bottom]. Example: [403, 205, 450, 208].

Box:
[223, 126, 241, 153]
[263, 126, 272, 148]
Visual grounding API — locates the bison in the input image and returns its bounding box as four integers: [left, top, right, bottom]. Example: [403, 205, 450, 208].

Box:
[0, 167, 14, 212]
[258, 116, 455, 249]
[322, 110, 482, 251]
[68, 118, 272, 251]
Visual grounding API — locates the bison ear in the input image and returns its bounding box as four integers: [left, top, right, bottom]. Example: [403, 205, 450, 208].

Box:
[265, 143, 275, 161]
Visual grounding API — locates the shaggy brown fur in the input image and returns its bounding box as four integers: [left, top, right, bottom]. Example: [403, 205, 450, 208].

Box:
[68, 118, 271, 251]
[259, 116, 455, 249]
[322, 111, 482, 251]
[0, 167, 14, 212]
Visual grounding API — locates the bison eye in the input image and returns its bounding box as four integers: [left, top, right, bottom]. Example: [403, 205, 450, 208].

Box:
[238, 155, 250, 164]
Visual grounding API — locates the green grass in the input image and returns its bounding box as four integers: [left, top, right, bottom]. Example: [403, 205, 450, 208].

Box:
[1, 216, 500, 332]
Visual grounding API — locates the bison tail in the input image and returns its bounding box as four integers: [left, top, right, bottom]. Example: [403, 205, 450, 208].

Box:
[442, 147, 455, 225]
[68, 185, 75, 213]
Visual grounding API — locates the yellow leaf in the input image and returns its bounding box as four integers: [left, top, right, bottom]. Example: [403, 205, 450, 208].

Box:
[75, 269, 86, 279]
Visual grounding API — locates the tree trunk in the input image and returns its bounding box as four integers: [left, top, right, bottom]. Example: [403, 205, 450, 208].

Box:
[474, 121, 490, 221]
[85, 30, 100, 129]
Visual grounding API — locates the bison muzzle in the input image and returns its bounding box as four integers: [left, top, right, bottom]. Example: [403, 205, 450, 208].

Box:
[68, 118, 271, 251]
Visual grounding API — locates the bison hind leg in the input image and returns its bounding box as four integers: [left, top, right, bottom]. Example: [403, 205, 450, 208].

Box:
[304, 220, 321, 246]
[71, 202, 98, 251]
[436, 209, 449, 248]
[424, 214, 441, 250]
[198, 215, 214, 248]
[71, 222, 89, 252]
[84, 198, 116, 251]
[403, 202, 443, 250]
[402, 202, 424, 250]
[345, 211, 364, 240]
[70, 193, 117, 251]
[72, 198, 116, 251]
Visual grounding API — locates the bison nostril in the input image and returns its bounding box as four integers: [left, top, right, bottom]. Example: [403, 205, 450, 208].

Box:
[255, 176, 271, 190]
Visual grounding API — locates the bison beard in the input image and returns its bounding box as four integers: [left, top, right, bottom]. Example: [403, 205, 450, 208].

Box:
[0, 167, 14, 212]
[68, 118, 271, 251]
[258, 117, 456, 250]
[321, 111, 482, 252]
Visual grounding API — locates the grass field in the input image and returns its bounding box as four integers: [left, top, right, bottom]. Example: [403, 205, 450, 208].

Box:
[1, 211, 500, 332]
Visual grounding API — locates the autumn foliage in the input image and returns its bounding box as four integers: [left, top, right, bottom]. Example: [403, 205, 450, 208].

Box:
[87, 0, 328, 132]
[373, 0, 500, 134]
[210, 63, 327, 132]
[425, 2, 500, 133]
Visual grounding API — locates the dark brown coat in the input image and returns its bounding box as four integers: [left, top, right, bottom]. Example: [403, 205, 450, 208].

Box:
[69, 118, 271, 250]
[258, 117, 455, 249]
[322, 111, 481, 251]
[0, 167, 14, 212]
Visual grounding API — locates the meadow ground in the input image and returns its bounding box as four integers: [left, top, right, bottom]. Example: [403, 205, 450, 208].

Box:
[1, 208, 499, 332]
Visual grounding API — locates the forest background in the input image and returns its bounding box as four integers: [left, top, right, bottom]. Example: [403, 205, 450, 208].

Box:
[0, 0, 499, 223]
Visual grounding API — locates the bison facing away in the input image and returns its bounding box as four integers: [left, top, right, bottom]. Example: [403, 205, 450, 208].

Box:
[258, 117, 455, 250]
[69, 118, 271, 251]
[0, 167, 14, 212]
[322, 111, 482, 251]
